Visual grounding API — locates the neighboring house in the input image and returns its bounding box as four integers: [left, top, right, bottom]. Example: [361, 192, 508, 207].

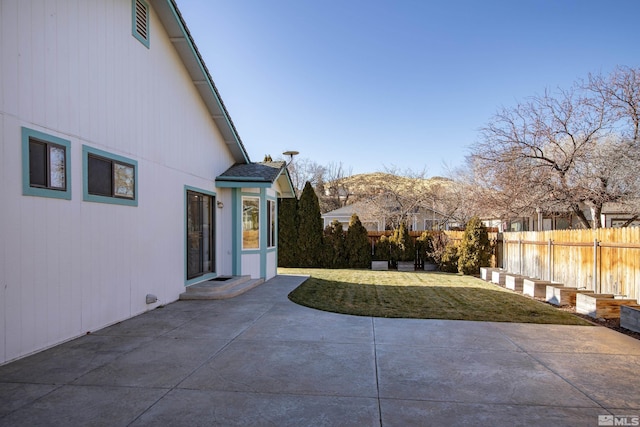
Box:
[600, 203, 640, 228]
[0, 0, 294, 364]
[321, 199, 451, 232]
[321, 203, 384, 231]
[488, 202, 640, 232]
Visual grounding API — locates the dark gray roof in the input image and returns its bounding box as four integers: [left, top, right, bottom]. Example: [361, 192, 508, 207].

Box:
[216, 161, 287, 183]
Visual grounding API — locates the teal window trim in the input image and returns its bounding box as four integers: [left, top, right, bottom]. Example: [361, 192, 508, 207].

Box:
[231, 189, 240, 275]
[132, 0, 150, 48]
[241, 194, 261, 251]
[82, 145, 138, 207]
[184, 185, 218, 286]
[21, 127, 72, 200]
[266, 196, 277, 249]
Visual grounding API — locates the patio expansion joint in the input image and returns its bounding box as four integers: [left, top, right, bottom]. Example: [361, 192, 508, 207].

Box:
[499, 333, 609, 411]
[372, 316, 384, 426]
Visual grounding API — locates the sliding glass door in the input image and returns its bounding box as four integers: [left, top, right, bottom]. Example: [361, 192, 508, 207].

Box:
[186, 190, 215, 279]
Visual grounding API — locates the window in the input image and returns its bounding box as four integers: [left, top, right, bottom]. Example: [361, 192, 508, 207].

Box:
[186, 190, 215, 280]
[242, 197, 260, 250]
[22, 127, 71, 200]
[132, 0, 150, 48]
[267, 199, 276, 248]
[83, 145, 138, 206]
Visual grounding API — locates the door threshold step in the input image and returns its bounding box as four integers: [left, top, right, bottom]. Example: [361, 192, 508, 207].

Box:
[179, 275, 264, 300]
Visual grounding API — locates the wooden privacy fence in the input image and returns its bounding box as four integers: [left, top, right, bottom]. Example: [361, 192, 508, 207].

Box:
[500, 228, 640, 302]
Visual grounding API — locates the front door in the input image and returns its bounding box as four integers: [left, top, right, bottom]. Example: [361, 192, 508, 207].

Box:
[186, 190, 215, 279]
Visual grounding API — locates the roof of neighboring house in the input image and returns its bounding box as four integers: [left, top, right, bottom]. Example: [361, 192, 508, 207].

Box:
[216, 162, 296, 198]
[321, 204, 359, 218]
[321, 198, 448, 219]
[151, 0, 249, 164]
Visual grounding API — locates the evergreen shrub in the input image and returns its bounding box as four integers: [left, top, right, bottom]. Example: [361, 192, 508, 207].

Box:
[345, 214, 371, 268]
[457, 216, 491, 275]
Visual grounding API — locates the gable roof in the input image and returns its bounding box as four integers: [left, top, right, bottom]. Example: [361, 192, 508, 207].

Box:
[321, 204, 359, 218]
[151, 0, 249, 164]
[322, 197, 448, 219]
[216, 162, 296, 198]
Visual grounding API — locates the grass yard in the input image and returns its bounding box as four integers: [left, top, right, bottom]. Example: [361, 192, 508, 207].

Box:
[282, 268, 592, 325]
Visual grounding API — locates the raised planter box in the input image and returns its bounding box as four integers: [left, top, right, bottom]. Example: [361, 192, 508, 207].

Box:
[371, 261, 389, 271]
[480, 267, 501, 281]
[424, 262, 437, 271]
[491, 270, 507, 286]
[621, 305, 640, 333]
[505, 275, 526, 292]
[545, 286, 593, 306]
[523, 279, 553, 298]
[576, 293, 639, 319]
[397, 261, 415, 272]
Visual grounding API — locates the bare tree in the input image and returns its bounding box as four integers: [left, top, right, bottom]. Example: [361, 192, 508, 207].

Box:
[317, 162, 353, 213]
[470, 67, 640, 229]
[587, 66, 640, 145]
[285, 157, 325, 198]
[472, 85, 611, 228]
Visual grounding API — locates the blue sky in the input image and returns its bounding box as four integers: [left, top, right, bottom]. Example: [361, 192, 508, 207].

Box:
[176, 0, 640, 177]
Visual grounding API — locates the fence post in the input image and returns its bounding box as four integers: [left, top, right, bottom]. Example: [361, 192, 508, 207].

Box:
[518, 239, 523, 276]
[593, 238, 598, 293]
[548, 239, 552, 282]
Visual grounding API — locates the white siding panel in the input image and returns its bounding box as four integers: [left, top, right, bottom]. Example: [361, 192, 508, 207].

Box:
[0, 114, 5, 362]
[17, 0, 33, 122]
[0, 1, 19, 115]
[267, 251, 277, 280]
[30, 1, 47, 126]
[2, 118, 21, 361]
[44, 0, 58, 128]
[54, 0, 70, 133]
[44, 200, 62, 346]
[242, 253, 261, 279]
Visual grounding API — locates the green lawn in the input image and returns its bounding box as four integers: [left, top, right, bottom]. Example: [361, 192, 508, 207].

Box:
[282, 268, 592, 325]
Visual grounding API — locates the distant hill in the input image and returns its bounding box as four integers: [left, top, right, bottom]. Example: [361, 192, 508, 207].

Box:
[335, 173, 453, 197]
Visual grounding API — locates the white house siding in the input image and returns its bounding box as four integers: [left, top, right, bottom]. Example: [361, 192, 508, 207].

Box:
[266, 251, 277, 279]
[0, 0, 237, 364]
[242, 253, 262, 280]
[265, 187, 280, 280]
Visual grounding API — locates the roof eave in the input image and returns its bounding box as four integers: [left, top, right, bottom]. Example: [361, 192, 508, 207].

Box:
[150, 0, 250, 164]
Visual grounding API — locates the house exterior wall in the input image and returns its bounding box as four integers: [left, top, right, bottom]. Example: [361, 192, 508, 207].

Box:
[0, 0, 237, 364]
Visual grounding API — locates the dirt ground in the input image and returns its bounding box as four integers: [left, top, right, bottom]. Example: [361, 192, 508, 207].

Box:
[534, 297, 640, 341]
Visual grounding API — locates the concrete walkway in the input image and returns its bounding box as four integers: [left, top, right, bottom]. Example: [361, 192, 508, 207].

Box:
[1, 274, 639, 426]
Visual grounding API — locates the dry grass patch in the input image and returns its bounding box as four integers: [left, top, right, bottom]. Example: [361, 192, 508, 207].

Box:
[282, 268, 592, 325]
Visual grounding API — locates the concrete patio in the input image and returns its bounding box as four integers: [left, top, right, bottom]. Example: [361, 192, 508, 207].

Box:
[1, 274, 639, 426]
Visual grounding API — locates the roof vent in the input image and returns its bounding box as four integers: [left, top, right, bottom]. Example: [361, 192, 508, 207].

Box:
[133, 0, 149, 47]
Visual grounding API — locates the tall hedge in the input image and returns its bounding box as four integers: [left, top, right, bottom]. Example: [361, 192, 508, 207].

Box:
[390, 221, 414, 262]
[297, 181, 324, 267]
[346, 214, 371, 268]
[373, 235, 391, 261]
[457, 216, 491, 275]
[277, 197, 298, 267]
[323, 220, 347, 268]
